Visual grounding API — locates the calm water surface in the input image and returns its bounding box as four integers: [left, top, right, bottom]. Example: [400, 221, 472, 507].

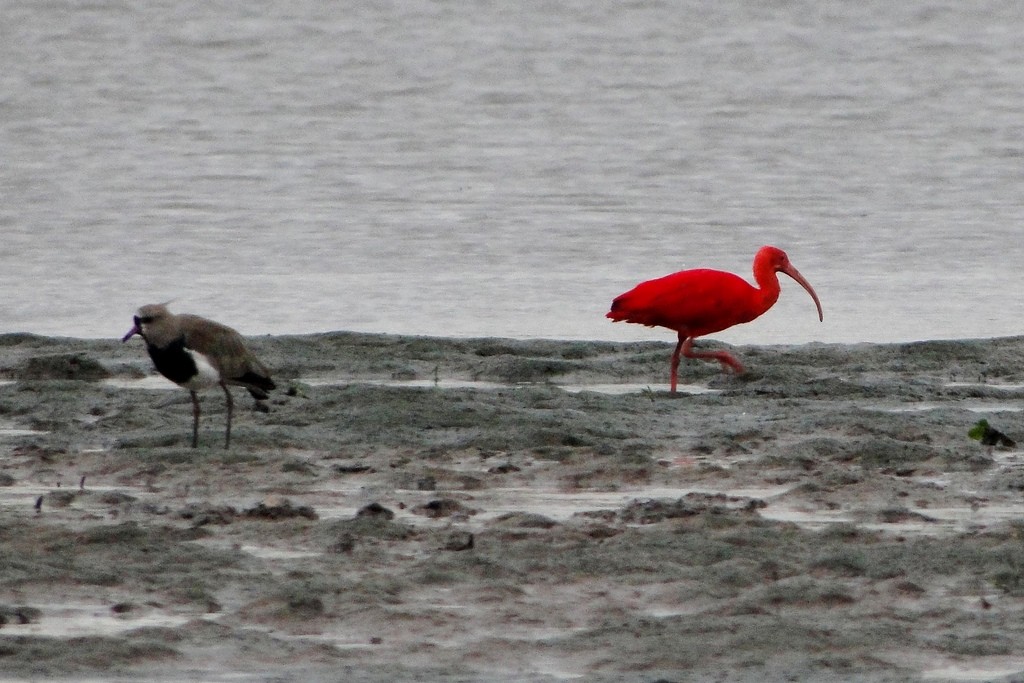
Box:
[2, 0, 1023, 345]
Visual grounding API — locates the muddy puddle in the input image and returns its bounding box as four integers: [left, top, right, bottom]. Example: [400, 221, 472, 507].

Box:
[872, 400, 1023, 414]
[761, 499, 1024, 535]
[0, 603, 197, 638]
[105, 375, 719, 396]
[920, 658, 1024, 681]
[0, 422, 46, 439]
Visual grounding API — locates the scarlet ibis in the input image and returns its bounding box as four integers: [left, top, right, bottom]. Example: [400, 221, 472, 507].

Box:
[607, 246, 823, 392]
[122, 303, 275, 448]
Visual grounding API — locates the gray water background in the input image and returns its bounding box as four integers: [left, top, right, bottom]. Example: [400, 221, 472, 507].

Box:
[3, 0, 1023, 345]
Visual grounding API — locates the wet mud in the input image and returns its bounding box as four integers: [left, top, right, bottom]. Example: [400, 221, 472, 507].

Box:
[3, 332, 1024, 681]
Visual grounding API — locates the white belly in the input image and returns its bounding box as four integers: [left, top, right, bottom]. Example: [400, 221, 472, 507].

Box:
[181, 350, 222, 391]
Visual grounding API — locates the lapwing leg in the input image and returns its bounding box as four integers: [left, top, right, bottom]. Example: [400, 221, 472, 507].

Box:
[221, 383, 234, 450]
[189, 391, 201, 449]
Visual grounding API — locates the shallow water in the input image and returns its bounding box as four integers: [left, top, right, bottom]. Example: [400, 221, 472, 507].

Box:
[0, 603, 194, 639]
[104, 375, 719, 396]
[920, 660, 1024, 682]
[0, 427, 45, 438]
[3, 1, 1024, 346]
[872, 401, 1023, 414]
[760, 501, 1024, 536]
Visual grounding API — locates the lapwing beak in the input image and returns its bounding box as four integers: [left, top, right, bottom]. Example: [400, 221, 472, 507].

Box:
[121, 324, 141, 343]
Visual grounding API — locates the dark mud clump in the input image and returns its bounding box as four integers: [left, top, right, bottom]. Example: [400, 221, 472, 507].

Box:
[243, 499, 318, 521]
[14, 354, 111, 381]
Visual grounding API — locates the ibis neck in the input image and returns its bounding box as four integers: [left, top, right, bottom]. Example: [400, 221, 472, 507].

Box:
[752, 267, 782, 315]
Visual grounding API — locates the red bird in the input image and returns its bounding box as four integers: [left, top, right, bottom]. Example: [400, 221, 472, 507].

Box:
[607, 245, 823, 392]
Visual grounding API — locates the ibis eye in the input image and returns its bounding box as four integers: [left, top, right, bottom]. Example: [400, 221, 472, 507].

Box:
[136, 316, 154, 325]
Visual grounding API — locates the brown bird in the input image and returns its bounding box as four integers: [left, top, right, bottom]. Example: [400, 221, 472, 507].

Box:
[122, 303, 275, 449]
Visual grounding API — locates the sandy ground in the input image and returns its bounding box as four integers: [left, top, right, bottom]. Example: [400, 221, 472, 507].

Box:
[3, 331, 1024, 681]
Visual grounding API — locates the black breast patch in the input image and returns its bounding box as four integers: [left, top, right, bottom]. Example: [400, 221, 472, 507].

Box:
[146, 337, 200, 385]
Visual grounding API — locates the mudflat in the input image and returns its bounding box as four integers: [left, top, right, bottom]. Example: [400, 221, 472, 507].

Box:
[2, 331, 1024, 682]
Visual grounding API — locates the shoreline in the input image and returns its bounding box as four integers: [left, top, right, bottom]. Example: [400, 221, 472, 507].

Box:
[5, 328, 1024, 382]
[1, 332, 1024, 681]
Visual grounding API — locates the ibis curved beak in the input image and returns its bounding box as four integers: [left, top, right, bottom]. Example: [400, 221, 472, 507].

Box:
[781, 265, 824, 322]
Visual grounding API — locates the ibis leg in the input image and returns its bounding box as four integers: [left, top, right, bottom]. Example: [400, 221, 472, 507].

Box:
[681, 337, 745, 374]
[670, 335, 686, 394]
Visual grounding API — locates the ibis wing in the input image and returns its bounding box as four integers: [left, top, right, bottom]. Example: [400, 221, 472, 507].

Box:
[609, 269, 760, 336]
